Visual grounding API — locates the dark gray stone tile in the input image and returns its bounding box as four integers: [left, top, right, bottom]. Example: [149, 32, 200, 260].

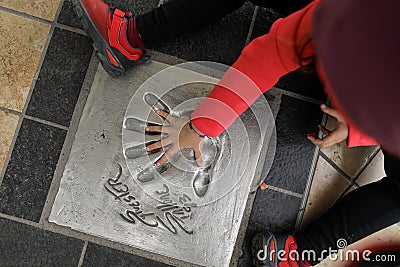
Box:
[263, 95, 321, 194]
[251, 7, 278, 40]
[277, 72, 327, 101]
[104, 0, 160, 15]
[26, 28, 92, 127]
[0, 119, 66, 222]
[251, 7, 326, 101]
[57, 0, 83, 29]
[250, 190, 302, 234]
[58, 0, 159, 29]
[82, 243, 173, 267]
[237, 191, 302, 267]
[0, 217, 83, 266]
[155, 2, 255, 65]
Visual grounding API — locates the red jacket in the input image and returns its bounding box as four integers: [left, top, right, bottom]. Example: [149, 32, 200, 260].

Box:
[191, 0, 377, 147]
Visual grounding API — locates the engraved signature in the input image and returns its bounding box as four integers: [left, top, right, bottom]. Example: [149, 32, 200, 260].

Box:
[104, 164, 194, 234]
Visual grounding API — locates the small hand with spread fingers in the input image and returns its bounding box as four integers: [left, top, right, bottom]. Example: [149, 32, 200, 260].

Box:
[307, 104, 349, 148]
[145, 110, 205, 166]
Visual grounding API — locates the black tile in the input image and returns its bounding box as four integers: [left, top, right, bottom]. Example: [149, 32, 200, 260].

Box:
[277, 72, 327, 101]
[104, 0, 160, 15]
[0, 217, 83, 266]
[82, 243, 173, 267]
[58, 0, 159, 29]
[251, 7, 278, 40]
[251, 7, 326, 101]
[0, 119, 66, 222]
[155, 2, 256, 65]
[26, 28, 93, 127]
[238, 191, 302, 267]
[263, 95, 321, 194]
[250, 190, 302, 234]
[57, 0, 83, 29]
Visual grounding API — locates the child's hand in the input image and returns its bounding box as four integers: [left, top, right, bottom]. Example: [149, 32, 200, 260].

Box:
[145, 110, 204, 166]
[307, 104, 349, 148]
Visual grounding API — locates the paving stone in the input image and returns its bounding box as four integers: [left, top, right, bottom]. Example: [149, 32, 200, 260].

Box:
[263, 95, 322, 194]
[58, 0, 159, 29]
[0, 111, 19, 174]
[104, 0, 160, 15]
[301, 156, 349, 228]
[0, 217, 83, 266]
[251, 7, 326, 101]
[49, 62, 269, 267]
[354, 150, 385, 187]
[321, 116, 379, 178]
[26, 28, 93, 127]
[0, 119, 66, 222]
[57, 0, 83, 29]
[155, 2, 255, 65]
[0, 11, 50, 112]
[237, 190, 302, 267]
[251, 7, 278, 40]
[277, 72, 326, 101]
[0, 0, 60, 21]
[82, 243, 173, 267]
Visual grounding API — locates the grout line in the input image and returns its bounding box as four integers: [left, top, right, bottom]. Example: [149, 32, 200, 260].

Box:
[267, 185, 303, 199]
[55, 23, 87, 36]
[339, 183, 355, 199]
[77, 241, 88, 267]
[0, 6, 52, 25]
[0, 110, 69, 131]
[273, 87, 324, 106]
[1, 0, 70, 218]
[24, 115, 69, 131]
[339, 147, 381, 198]
[0, 115, 22, 187]
[351, 146, 381, 182]
[52, 0, 66, 23]
[1, 0, 62, 186]
[229, 192, 257, 267]
[20, 22, 58, 118]
[0, 213, 41, 228]
[39, 52, 98, 224]
[294, 100, 329, 229]
[0, 107, 22, 116]
[294, 146, 320, 228]
[0, 211, 181, 266]
[319, 151, 359, 187]
[245, 5, 259, 46]
[0, 1, 89, 37]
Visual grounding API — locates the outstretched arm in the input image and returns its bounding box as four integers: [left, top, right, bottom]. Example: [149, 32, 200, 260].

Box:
[191, 0, 320, 137]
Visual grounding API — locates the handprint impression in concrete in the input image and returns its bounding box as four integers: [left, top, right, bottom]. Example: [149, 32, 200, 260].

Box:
[123, 93, 223, 198]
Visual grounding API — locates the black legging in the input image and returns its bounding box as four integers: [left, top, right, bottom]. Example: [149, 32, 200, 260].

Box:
[135, 0, 312, 48]
[295, 150, 400, 264]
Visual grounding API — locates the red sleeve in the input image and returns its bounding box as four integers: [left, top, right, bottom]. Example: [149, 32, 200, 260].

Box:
[347, 122, 378, 147]
[191, 0, 320, 137]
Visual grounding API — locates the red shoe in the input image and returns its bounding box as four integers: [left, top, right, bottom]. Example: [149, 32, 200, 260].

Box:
[252, 232, 308, 267]
[73, 0, 145, 76]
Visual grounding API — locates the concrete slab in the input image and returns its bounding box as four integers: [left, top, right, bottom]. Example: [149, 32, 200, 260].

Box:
[49, 61, 276, 267]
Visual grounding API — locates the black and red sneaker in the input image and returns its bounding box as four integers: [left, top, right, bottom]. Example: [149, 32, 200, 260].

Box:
[252, 232, 304, 267]
[73, 0, 146, 76]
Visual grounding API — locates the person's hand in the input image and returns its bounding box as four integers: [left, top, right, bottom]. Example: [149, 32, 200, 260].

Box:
[307, 104, 349, 148]
[145, 110, 204, 166]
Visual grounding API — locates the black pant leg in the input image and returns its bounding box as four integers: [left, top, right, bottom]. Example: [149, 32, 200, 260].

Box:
[294, 150, 400, 265]
[136, 0, 246, 48]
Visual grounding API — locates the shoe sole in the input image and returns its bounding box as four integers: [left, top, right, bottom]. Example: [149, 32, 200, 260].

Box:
[72, 0, 125, 77]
